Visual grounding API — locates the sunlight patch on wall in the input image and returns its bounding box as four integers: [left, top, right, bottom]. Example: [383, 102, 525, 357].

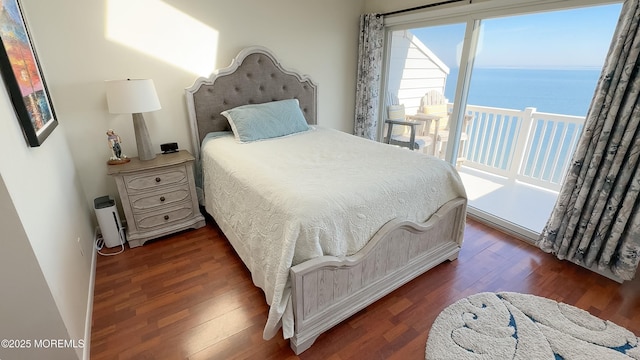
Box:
[106, 0, 218, 76]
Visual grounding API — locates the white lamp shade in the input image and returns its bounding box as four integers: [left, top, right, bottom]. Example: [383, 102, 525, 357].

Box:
[105, 79, 161, 114]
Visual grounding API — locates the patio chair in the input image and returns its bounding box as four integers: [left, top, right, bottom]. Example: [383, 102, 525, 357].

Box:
[410, 90, 472, 164]
[384, 118, 435, 151]
[383, 104, 435, 152]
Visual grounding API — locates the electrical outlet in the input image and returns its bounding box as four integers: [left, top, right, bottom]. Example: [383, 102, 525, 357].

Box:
[77, 236, 84, 257]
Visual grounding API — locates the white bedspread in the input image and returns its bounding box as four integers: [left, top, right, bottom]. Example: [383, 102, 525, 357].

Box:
[200, 126, 466, 340]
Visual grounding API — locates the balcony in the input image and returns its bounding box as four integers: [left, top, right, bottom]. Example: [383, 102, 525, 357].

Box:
[443, 104, 585, 236]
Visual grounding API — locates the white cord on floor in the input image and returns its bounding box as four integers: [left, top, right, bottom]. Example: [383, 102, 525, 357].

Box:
[95, 226, 126, 256]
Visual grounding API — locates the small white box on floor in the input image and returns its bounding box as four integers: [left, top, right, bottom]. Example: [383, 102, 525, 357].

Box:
[94, 196, 125, 248]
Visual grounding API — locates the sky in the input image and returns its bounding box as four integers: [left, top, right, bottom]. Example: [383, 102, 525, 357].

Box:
[411, 3, 623, 70]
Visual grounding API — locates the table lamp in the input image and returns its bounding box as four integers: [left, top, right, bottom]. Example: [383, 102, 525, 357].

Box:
[105, 79, 161, 161]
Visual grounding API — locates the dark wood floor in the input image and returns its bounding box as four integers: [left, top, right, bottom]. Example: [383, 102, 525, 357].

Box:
[90, 218, 640, 359]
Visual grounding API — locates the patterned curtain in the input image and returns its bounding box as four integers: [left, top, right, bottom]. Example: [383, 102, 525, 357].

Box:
[538, 0, 640, 281]
[354, 14, 384, 140]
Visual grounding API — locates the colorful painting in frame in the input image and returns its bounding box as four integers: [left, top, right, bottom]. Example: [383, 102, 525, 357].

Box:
[0, 0, 57, 147]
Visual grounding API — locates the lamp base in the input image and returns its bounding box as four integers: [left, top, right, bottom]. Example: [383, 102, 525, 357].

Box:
[132, 113, 156, 161]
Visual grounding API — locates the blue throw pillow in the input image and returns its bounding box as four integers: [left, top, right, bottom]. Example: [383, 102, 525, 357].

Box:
[221, 99, 309, 143]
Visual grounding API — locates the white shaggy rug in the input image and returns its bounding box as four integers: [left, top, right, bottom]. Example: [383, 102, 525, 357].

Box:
[425, 292, 640, 359]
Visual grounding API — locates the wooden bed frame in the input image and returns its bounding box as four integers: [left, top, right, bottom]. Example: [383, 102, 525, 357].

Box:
[185, 46, 467, 354]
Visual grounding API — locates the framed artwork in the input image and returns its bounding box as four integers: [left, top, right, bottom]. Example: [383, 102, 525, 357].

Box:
[0, 0, 57, 147]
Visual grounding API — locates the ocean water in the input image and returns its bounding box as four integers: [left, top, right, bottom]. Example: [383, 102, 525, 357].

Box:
[445, 68, 602, 117]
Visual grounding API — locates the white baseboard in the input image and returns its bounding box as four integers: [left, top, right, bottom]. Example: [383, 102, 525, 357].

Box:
[467, 207, 539, 245]
[82, 227, 99, 360]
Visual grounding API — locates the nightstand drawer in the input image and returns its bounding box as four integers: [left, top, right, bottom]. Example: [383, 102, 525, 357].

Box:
[129, 186, 191, 212]
[124, 167, 188, 193]
[133, 201, 196, 230]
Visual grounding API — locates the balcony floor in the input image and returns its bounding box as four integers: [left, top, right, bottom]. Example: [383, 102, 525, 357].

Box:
[457, 166, 558, 234]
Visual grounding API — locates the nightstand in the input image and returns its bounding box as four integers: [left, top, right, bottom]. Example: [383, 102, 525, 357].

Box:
[107, 150, 206, 247]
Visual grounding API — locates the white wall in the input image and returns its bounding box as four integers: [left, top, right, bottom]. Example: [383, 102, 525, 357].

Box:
[20, 0, 366, 213]
[0, 176, 78, 360]
[0, 59, 93, 360]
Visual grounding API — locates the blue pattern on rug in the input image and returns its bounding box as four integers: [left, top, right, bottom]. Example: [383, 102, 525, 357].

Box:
[613, 342, 637, 354]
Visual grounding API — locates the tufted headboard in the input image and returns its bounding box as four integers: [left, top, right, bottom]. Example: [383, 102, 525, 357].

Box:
[185, 46, 318, 160]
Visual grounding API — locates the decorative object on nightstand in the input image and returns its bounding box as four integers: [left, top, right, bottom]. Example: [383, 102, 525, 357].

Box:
[105, 78, 161, 161]
[106, 129, 130, 165]
[107, 150, 205, 247]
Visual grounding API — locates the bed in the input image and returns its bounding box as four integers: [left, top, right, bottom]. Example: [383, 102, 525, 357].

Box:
[185, 46, 467, 354]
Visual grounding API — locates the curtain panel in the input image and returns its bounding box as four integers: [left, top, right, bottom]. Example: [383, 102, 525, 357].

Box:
[538, 0, 640, 281]
[354, 14, 384, 140]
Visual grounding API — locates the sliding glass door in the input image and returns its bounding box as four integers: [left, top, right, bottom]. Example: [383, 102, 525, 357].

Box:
[383, 2, 622, 240]
[384, 22, 472, 158]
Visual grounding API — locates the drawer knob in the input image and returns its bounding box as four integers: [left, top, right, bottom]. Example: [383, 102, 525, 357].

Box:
[159, 196, 166, 202]
[155, 177, 161, 183]
[164, 215, 170, 220]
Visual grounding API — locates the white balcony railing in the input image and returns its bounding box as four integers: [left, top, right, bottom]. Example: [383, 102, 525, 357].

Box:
[459, 105, 585, 191]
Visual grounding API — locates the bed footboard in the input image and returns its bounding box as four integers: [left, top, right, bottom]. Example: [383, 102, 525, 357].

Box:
[289, 197, 466, 354]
